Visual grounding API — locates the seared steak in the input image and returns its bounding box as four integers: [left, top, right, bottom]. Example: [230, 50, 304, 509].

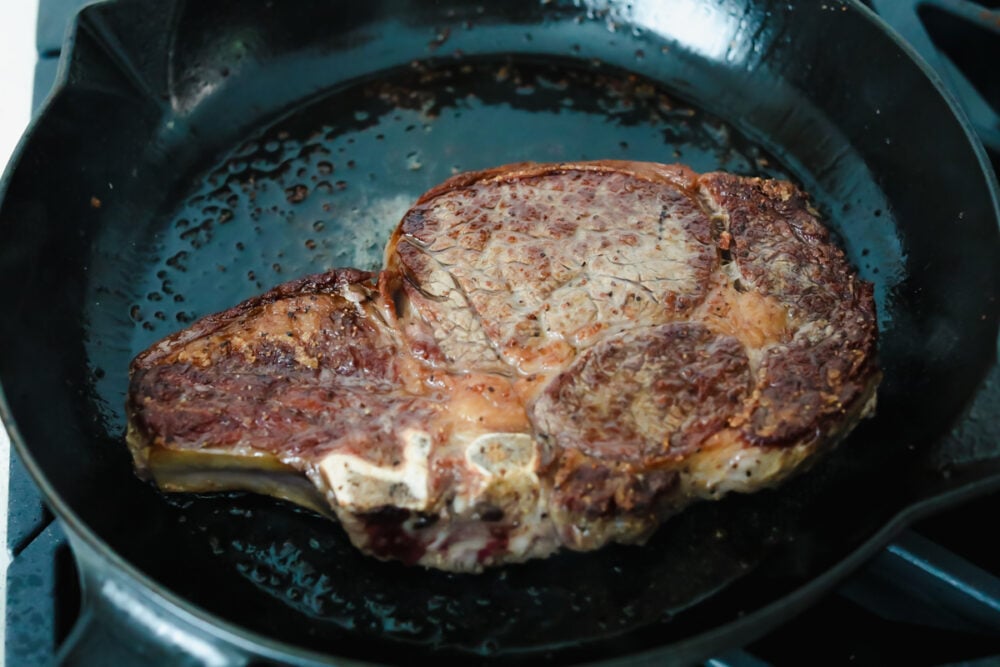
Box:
[127, 161, 879, 571]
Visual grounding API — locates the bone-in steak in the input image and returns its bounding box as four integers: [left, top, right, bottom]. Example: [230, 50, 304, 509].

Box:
[126, 161, 879, 572]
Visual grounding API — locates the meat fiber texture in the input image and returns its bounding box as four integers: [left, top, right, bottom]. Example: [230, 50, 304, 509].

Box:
[127, 161, 879, 572]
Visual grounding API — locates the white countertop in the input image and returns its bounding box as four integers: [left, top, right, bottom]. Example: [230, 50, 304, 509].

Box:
[0, 1, 41, 662]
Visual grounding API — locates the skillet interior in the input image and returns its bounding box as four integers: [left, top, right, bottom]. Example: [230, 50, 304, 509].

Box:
[0, 0, 997, 663]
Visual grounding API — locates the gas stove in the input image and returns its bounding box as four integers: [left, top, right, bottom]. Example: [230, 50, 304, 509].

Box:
[4, 1, 999, 665]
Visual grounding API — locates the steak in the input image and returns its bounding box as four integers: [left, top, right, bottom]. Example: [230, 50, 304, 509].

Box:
[126, 161, 879, 572]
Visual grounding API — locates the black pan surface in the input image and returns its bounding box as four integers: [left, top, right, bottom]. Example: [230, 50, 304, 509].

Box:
[0, 0, 998, 664]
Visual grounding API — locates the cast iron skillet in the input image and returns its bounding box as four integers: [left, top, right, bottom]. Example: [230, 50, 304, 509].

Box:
[0, 0, 998, 664]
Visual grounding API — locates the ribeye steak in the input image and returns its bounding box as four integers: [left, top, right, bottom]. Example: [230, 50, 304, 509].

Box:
[127, 161, 879, 572]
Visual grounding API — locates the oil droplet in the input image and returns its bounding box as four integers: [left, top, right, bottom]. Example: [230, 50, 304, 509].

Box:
[429, 27, 451, 50]
[285, 185, 309, 203]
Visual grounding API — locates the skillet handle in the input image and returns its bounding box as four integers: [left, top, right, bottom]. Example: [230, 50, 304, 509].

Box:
[54, 528, 250, 667]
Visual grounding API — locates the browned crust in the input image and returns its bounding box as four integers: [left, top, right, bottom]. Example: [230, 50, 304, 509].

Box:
[551, 449, 679, 520]
[131, 268, 374, 369]
[390, 160, 879, 452]
[387, 160, 702, 260]
[697, 173, 879, 446]
[126, 267, 397, 466]
[386, 161, 720, 378]
[536, 323, 752, 464]
[413, 160, 699, 205]
[127, 160, 880, 568]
